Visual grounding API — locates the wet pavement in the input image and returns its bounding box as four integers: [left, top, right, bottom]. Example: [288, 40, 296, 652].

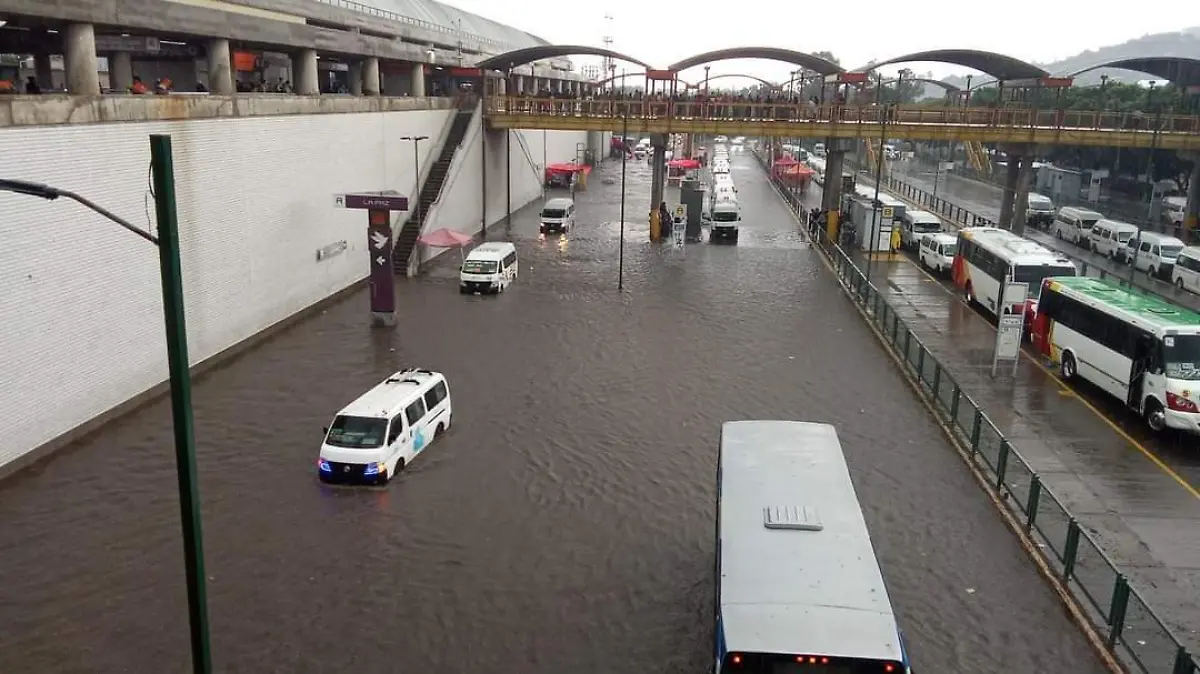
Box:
[0, 152, 1104, 674]
[891, 160, 1200, 314]
[856, 167, 1200, 652]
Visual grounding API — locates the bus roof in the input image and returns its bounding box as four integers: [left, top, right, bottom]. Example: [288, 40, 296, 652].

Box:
[959, 227, 1073, 266]
[718, 421, 903, 662]
[1046, 276, 1200, 331]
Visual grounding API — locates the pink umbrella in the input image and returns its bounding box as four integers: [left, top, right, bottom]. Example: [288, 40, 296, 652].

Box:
[418, 228, 474, 248]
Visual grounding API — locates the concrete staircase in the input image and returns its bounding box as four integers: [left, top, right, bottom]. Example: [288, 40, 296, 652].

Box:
[392, 104, 476, 274]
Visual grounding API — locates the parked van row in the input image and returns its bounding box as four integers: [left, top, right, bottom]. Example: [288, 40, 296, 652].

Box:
[1051, 207, 1188, 282]
[706, 143, 740, 243]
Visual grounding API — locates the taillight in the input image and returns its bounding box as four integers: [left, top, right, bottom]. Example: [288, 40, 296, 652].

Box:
[1166, 392, 1198, 413]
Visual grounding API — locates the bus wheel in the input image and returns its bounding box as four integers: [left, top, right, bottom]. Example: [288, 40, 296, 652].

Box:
[1060, 352, 1077, 380]
[1145, 399, 1167, 432]
[964, 283, 975, 306]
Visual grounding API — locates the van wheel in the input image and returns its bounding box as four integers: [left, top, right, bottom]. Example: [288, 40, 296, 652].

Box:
[1145, 399, 1166, 432]
[1148, 267, 1157, 279]
[1060, 352, 1077, 381]
[435, 423, 445, 438]
[394, 458, 406, 475]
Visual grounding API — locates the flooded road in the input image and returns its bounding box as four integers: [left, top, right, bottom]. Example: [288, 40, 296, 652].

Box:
[0, 152, 1104, 673]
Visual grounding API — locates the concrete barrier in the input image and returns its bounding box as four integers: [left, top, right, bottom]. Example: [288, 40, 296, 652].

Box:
[0, 94, 456, 128]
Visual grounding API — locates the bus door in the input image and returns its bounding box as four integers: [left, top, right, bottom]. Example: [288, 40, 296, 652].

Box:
[1129, 333, 1157, 410]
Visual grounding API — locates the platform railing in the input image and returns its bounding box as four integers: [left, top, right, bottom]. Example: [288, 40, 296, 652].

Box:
[486, 96, 1200, 136]
[753, 148, 1199, 674]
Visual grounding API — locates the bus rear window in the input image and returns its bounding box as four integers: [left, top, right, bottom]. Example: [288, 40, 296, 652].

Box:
[1013, 264, 1076, 298]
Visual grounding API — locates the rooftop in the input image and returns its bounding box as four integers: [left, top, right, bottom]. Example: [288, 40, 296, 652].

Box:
[1050, 277, 1200, 329]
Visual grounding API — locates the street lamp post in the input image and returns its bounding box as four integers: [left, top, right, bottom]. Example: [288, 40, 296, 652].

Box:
[619, 108, 628, 291]
[1, 133, 213, 674]
[400, 135, 429, 232]
[866, 73, 888, 286]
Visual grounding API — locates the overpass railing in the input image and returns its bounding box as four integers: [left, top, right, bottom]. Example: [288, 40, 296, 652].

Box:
[486, 97, 1200, 135]
[754, 148, 1199, 674]
[311, 0, 506, 49]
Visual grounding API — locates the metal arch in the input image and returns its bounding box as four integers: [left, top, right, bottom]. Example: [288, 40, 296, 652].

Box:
[667, 47, 844, 76]
[1063, 56, 1200, 87]
[476, 45, 651, 71]
[594, 71, 697, 88]
[881, 77, 961, 93]
[858, 49, 1049, 81]
[689, 73, 783, 90]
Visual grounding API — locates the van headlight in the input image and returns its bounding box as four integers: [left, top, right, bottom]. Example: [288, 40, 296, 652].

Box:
[363, 462, 385, 476]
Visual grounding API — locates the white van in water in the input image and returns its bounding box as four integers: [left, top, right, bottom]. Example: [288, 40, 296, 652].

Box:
[460, 241, 518, 294]
[540, 197, 575, 234]
[318, 368, 452, 485]
[710, 198, 740, 243]
[919, 233, 957, 274]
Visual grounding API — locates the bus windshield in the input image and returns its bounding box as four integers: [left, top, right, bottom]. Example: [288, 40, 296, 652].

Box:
[1164, 335, 1200, 381]
[325, 415, 387, 448]
[1014, 264, 1076, 299]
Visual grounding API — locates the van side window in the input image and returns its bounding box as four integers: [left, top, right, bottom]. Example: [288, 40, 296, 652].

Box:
[1141, 241, 1152, 253]
[387, 415, 405, 444]
[503, 252, 517, 268]
[423, 381, 447, 409]
[405, 398, 427, 426]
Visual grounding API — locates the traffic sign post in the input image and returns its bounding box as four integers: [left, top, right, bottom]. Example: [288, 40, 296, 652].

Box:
[334, 190, 409, 327]
[673, 204, 687, 252]
[991, 281, 1028, 378]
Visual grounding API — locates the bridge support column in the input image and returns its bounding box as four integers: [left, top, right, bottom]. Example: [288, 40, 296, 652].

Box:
[295, 49, 319, 95]
[1010, 156, 1035, 236]
[1185, 160, 1200, 236]
[363, 57, 380, 95]
[820, 139, 854, 214]
[64, 23, 99, 95]
[109, 51, 133, 93]
[348, 61, 364, 95]
[650, 134, 668, 239]
[998, 158, 1021, 229]
[410, 63, 426, 97]
[206, 38, 233, 95]
[34, 52, 54, 90]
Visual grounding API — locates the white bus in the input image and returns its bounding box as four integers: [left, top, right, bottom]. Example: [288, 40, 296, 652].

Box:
[952, 227, 1077, 325]
[1032, 276, 1200, 435]
[715, 421, 912, 674]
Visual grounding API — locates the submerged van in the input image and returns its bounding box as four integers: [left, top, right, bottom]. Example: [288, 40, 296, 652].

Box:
[710, 198, 740, 243]
[318, 368, 452, 485]
[460, 241, 518, 294]
[540, 197, 575, 234]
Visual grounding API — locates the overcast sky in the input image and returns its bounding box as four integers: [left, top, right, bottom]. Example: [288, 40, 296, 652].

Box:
[442, 0, 1188, 82]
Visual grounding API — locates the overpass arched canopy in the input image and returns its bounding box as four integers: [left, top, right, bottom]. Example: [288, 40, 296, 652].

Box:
[881, 76, 961, 92]
[668, 47, 844, 76]
[694, 73, 782, 90]
[1065, 56, 1200, 87]
[596, 71, 696, 88]
[862, 49, 1049, 81]
[477, 45, 651, 71]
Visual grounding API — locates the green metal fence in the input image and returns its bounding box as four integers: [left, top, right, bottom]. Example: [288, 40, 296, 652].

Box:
[753, 149, 1198, 674]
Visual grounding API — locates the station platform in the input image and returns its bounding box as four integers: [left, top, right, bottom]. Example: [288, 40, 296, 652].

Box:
[832, 164, 1200, 658]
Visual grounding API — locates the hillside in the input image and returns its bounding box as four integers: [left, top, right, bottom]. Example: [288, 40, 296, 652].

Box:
[929, 27, 1200, 95]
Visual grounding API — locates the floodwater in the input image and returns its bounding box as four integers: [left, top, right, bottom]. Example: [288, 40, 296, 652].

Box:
[0, 150, 1105, 673]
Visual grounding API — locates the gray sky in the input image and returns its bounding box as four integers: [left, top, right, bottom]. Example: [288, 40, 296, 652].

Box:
[443, 0, 1188, 82]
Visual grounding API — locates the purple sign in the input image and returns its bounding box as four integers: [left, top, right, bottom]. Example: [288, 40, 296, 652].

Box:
[367, 210, 395, 320]
[343, 193, 409, 211]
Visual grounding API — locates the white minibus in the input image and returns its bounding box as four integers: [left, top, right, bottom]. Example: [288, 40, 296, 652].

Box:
[460, 241, 518, 294]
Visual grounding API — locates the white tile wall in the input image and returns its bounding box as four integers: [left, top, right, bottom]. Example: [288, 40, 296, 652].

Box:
[0, 107, 454, 468]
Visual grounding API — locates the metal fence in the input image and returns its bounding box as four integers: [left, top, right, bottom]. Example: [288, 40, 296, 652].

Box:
[311, 0, 506, 49]
[754, 149, 1199, 674]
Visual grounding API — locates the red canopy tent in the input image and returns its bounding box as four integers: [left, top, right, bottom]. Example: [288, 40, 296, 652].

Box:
[773, 162, 815, 190]
[545, 162, 593, 188]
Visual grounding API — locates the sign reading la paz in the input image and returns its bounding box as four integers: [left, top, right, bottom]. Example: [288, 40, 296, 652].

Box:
[333, 190, 409, 212]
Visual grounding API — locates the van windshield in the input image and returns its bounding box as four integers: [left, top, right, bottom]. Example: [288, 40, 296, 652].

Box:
[1117, 231, 1134, 243]
[542, 209, 566, 219]
[1013, 264, 1076, 299]
[325, 415, 387, 448]
[1160, 244, 1184, 258]
[1164, 335, 1200, 381]
[712, 211, 739, 222]
[941, 243, 957, 256]
[1029, 197, 1054, 210]
[1080, 218, 1099, 228]
[463, 260, 498, 274]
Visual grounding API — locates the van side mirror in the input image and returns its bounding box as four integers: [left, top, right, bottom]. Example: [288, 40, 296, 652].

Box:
[322, 426, 328, 435]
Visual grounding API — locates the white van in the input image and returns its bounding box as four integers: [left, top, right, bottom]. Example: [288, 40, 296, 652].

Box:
[1162, 196, 1187, 228]
[899, 209, 942, 250]
[1171, 246, 1200, 293]
[540, 197, 575, 234]
[713, 172, 735, 187]
[1089, 219, 1139, 258]
[712, 160, 731, 175]
[460, 241, 518, 294]
[709, 198, 740, 243]
[1052, 206, 1103, 245]
[919, 233, 957, 274]
[1124, 231, 1185, 278]
[1026, 193, 1056, 229]
[814, 142, 826, 157]
[318, 368, 452, 485]
[711, 183, 737, 203]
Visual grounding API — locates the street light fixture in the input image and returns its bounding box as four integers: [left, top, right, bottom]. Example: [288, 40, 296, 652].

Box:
[1, 134, 213, 674]
[400, 135, 429, 231]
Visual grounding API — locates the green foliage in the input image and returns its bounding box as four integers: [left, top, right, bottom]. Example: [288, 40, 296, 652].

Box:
[967, 82, 1195, 113]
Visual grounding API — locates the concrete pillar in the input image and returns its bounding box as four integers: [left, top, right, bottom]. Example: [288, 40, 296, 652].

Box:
[999, 158, 1021, 229]
[34, 53, 54, 91]
[1185, 161, 1199, 235]
[294, 49, 319, 95]
[1011, 156, 1035, 236]
[206, 38, 233, 95]
[363, 57, 380, 95]
[348, 62, 363, 95]
[109, 52, 133, 93]
[650, 133, 668, 217]
[64, 23, 99, 95]
[822, 150, 846, 212]
[410, 63, 425, 97]
[513, 75, 523, 94]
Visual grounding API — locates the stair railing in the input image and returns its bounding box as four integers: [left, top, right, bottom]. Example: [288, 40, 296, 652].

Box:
[394, 104, 460, 238]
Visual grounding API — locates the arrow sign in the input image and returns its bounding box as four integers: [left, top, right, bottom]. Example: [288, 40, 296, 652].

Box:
[371, 231, 389, 250]
[375, 255, 386, 266]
